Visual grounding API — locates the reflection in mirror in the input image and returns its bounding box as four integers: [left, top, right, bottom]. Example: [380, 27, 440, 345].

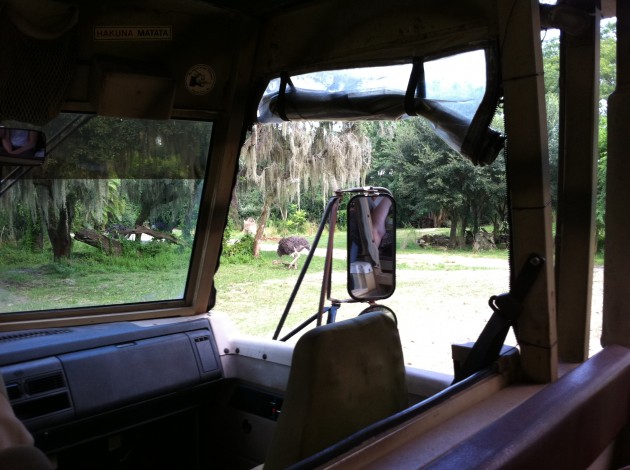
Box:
[347, 194, 395, 300]
[0, 128, 46, 166]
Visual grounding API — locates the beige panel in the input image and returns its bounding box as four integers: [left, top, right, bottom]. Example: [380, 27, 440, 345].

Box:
[498, 0, 557, 383]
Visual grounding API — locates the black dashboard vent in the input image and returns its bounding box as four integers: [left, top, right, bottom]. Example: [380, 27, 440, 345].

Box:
[25, 372, 66, 395]
[13, 392, 71, 421]
[0, 329, 72, 343]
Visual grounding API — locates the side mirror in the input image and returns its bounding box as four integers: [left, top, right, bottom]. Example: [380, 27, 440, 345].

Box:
[0, 128, 46, 166]
[347, 194, 396, 300]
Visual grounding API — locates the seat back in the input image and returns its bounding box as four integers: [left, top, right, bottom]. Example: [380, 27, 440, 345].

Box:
[264, 311, 407, 470]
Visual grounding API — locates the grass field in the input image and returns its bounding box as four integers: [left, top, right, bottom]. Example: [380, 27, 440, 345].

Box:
[213, 236, 516, 373]
[0, 228, 603, 374]
[0, 241, 191, 312]
[214, 228, 604, 374]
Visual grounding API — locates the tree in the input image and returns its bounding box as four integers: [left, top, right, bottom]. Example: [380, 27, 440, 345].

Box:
[596, 20, 617, 247]
[366, 117, 507, 245]
[0, 116, 214, 260]
[240, 121, 370, 256]
[542, 20, 616, 246]
[33, 178, 109, 260]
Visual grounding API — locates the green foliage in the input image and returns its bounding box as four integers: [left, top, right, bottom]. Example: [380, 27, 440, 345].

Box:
[133, 240, 172, 258]
[0, 242, 192, 312]
[102, 179, 128, 227]
[595, 21, 615, 252]
[600, 21, 617, 100]
[542, 35, 560, 95]
[596, 154, 607, 250]
[0, 246, 48, 267]
[236, 186, 264, 220]
[541, 21, 615, 253]
[2, 116, 213, 261]
[222, 234, 255, 263]
[285, 205, 308, 233]
[336, 209, 347, 230]
[365, 119, 507, 246]
[48, 260, 76, 276]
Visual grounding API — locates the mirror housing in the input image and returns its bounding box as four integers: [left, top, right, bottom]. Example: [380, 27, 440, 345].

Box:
[0, 128, 46, 166]
[347, 193, 395, 301]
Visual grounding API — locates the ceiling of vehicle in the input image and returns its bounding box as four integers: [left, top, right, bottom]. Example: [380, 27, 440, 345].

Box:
[199, 0, 319, 17]
[201, 0, 617, 19]
[5, 0, 617, 20]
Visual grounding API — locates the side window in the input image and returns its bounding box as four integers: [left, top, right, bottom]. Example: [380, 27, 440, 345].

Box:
[0, 116, 212, 315]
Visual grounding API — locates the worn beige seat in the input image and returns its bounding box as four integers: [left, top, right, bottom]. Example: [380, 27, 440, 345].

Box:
[263, 311, 408, 470]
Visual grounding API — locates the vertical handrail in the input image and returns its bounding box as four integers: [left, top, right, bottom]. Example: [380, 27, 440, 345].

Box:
[272, 195, 341, 340]
[316, 194, 340, 326]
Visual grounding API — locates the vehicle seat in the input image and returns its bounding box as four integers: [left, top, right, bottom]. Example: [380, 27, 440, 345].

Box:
[263, 311, 408, 470]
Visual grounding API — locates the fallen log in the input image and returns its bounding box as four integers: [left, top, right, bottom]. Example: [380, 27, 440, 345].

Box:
[117, 226, 180, 244]
[74, 229, 123, 255]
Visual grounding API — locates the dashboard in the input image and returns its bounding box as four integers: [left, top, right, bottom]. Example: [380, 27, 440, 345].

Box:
[0, 318, 223, 462]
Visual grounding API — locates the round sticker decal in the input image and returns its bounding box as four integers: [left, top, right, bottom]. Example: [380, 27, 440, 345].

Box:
[185, 64, 216, 95]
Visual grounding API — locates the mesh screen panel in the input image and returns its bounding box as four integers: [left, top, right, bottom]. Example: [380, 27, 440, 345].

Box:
[0, 11, 77, 125]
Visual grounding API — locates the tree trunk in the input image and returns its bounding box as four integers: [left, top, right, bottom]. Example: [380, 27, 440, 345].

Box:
[31, 224, 44, 252]
[228, 184, 240, 230]
[26, 213, 44, 252]
[448, 216, 459, 248]
[471, 203, 481, 235]
[459, 210, 469, 248]
[117, 226, 180, 244]
[75, 229, 123, 255]
[253, 200, 270, 258]
[492, 214, 500, 237]
[47, 204, 73, 261]
[34, 181, 73, 260]
[134, 204, 151, 242]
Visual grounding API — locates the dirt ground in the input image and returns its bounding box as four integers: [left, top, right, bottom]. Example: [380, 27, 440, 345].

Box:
[389, 253, 604, 375]
[260, 245, 604, 376]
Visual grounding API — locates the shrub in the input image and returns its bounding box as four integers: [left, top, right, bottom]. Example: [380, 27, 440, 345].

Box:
[222, 234, 255, 263]
[286, 205, 308, 233]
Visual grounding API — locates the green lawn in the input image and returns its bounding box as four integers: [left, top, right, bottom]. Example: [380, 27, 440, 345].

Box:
[0, 228, 600, 339]
[0, 242, 191, 313]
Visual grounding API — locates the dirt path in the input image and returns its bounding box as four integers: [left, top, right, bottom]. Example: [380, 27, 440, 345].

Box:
[260, 242, 604, 375]
[392, 258, 604, 374]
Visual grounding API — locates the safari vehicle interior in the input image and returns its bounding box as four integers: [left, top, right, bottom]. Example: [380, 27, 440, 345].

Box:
[0, 0, 629, 469]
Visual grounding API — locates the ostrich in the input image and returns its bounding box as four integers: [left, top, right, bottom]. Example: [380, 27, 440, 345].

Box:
[277, 236, 310, 269]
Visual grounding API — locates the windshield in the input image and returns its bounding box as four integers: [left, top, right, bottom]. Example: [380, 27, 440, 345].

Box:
[0, 115, 212, 315]
[256, 49, 502, 166]
[423, 50, 487, 123]
[258, 49, 486, 123]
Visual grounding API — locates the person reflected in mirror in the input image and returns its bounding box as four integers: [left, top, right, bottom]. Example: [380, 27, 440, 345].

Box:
[0, 128, 40, 157]
[370, 196, 392, 248]
[0, 375, 53, 469]
[349, 195, 392, 263]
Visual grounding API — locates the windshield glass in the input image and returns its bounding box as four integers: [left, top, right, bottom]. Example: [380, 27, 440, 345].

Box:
[255, 49, 502, 165]
[0, 115, 212, 314]
[258, 49, 486, 124]
[423, 49, 487, 123]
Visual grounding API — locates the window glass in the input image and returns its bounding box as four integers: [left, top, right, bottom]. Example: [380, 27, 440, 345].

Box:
[263, 64, 413, 95]
[0, 115, 212, 314]
[259, 49, 486, 124]
[423, 49, 487, 121]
